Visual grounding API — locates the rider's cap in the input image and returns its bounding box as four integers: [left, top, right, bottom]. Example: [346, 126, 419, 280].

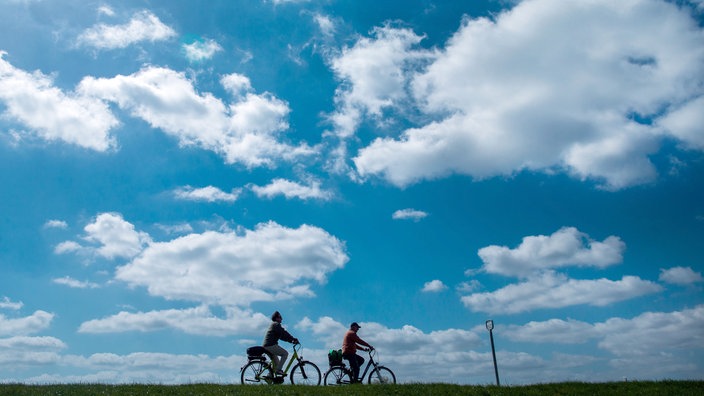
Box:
[351, 322, 361, 329]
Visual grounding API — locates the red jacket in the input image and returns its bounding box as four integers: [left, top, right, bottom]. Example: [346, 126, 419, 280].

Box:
[342, 330, 371, 355]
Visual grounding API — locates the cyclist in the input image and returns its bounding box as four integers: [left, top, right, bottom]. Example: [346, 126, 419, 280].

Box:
[342, 322, 373, 383]
[263, 311, 299, 376]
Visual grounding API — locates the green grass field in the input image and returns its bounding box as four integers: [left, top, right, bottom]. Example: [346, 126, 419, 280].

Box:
[0, 381, 702, 396]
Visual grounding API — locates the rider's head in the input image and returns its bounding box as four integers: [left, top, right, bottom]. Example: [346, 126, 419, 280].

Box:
[272, 311, 282, 322]
[350, 322, 361, 332]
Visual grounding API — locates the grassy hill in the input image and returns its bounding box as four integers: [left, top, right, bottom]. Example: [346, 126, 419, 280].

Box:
[0, 381, 702, 395]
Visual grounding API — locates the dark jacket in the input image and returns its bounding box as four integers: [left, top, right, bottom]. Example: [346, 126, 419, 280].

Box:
[263, 321, 295, 347]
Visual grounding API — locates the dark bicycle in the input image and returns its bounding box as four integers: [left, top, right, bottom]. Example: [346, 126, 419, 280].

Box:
[323, 348, 396, 385]
[240, 343, 321, 385]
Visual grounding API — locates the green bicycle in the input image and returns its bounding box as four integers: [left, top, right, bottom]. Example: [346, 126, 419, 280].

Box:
[240, 343, 321, 385]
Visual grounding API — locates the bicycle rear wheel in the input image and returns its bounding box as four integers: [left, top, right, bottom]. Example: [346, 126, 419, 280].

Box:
[240, 360, 269, 385]
[368, 366, 396, 384]
[290, 361, 321, 385]
[323, 366, 351, 386]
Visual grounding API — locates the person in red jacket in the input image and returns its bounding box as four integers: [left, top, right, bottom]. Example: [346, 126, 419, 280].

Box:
[342, 322, 373, 383]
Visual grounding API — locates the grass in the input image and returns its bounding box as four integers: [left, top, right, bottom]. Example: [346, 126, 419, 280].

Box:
[0, 381, 702, 395]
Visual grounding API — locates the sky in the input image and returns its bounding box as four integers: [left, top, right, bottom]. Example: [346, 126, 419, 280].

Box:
[1, 0, 703, 386]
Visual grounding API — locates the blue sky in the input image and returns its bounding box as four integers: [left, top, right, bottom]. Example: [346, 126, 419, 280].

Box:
[1, 0, 703, 385]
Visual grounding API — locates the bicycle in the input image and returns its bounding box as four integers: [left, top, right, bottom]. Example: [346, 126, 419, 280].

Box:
[240, 342, 321, 385]
[323, 348, 396, 385]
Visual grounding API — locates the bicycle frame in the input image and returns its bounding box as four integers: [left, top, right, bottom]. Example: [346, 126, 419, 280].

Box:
[279, 343, 302, 375]
[356, 349, 380, 381]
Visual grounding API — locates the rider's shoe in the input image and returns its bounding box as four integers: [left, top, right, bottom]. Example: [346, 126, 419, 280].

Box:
[275, 370, 285, 376]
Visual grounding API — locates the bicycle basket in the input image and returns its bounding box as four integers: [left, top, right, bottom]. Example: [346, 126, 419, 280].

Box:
[328, 349, 343, 366]
[246, 346, 267, 361]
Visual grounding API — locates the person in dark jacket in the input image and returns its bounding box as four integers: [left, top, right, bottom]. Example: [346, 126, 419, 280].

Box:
[263, 311, 298, 376]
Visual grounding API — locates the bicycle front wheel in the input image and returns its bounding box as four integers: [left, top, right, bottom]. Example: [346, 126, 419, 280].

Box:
[368, 366, 396, 384]
[240, 360, 269, 385]
[323, 366, 351, 386]
[290, 361, 321, 385]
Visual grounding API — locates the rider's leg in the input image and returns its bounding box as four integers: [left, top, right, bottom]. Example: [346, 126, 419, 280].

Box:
[265, 344, 288, 373]
[343, 353, 364, 382]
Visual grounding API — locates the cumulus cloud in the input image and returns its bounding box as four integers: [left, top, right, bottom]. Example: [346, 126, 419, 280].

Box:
[83, 213, 152, 260]
[79, 305, 269, 336]
[659, 266, 704, 285]
[0, 311, 54, 336]
[504, 305, 704, 373]
[351, 0, 704, 189]
[392, 208, 428, 221]
[115, 221, 348, 306]
[77, 10, 176, 50]
[421, 279, 447, 293]
[0, 336, 66, 368]
[250, 178, 333, 200]
[477, 227, 625, 278]
[183, 38, 223, 62]
[52, 352, 242, 384]
[0, 52, 119, 151]
[596, 304, 704, 358]
[658, 96, 704, 150]
[461, 271, 662, 314]
[78, 66, 314, 167]
[173, 185, 241, 203]
[505, 318, 600, 344]
[328, 25, 431, 139]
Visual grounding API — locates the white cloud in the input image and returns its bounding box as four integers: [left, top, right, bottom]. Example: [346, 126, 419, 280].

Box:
[313, 13, 335, 37]
[78, 66, 314, 167]
[79, 305, 268, 336]
[328, 25, 432, 139]
[421, 279, 447, 293]
[658, 95, 704, 150]
[659, 266, 704, 285]
[82, 213, 152, 260]
[154, 223, 194, 235]
[502, 305, 704, 380]
[250, 178, 333, 200]
[0, 311, 54, 336]
[52, 276, 100, 289]
[0, 336, 66, 368]
[505, 318, 599, 344]
[392, 208, 428, 221]
[477, 227, 625, 278]
[173, 185, 241, 203]
[0, 297, 23, 311]
[183, 38, 223, 62]
[77, 10, 176, 50]
[54, 240, 83, 255]
[461, 271, 662, 314]
[352, 0, 704, 189]
[0, 52, 119, 151]
[43, 220, 68, 229]
[595, 305, 704, 358]
[115, 221, 348, 306]
[221, 73, 252, 97]
[97, 5, 115, 17]
[54, 352, 242, 384]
